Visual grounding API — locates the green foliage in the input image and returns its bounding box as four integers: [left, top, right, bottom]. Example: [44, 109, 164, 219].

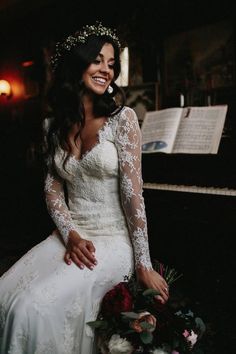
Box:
[142, 289, 160, 297]
[140, 331, 153, 344]
[121, 312, 140, 319]
[86, 320, 108, 329]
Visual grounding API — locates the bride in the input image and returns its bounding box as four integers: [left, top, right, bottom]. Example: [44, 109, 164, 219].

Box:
[0, 22, 169, 353]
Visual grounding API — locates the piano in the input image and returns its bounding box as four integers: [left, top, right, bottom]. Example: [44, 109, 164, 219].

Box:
[141, 134, 236, 354]
[142, 135, 236, 196]
[144, 182, 236, 196]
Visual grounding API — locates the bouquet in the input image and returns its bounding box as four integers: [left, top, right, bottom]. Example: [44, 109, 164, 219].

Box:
[88, 260, 206, 354]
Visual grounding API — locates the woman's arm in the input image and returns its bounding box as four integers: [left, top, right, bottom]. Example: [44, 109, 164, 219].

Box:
[115, 108, 169, 303]
[44, 171, 77, 244]
[44, 170, 97, 269]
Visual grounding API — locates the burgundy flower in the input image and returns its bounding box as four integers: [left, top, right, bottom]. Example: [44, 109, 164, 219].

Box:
[101, 282, 133, 317]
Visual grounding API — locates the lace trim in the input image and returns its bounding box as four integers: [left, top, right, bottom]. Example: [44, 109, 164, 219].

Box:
[69, 115, 113, 163]
[132, 227, 152, 269]
[121, 174, 135, 203]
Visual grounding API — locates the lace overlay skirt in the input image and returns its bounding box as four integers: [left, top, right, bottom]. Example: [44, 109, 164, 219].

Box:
[0, 233, 133, 354]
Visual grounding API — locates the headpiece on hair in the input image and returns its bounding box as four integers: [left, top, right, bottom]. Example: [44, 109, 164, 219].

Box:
[50, 21, 121, 71]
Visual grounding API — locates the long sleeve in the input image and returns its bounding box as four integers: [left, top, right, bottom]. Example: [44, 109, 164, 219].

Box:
[115, 108, 153, 270]
[44, 170, 77, 244]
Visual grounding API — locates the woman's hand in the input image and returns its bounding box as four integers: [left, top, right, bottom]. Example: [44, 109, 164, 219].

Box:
[136, 267, 169, 304]
[64, 230, 97, 270]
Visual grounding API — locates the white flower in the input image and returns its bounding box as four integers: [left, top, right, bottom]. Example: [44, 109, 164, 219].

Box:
[186, 330, 198, 347]
[150, 348, 169, 354]
[108, 334, 133, 354]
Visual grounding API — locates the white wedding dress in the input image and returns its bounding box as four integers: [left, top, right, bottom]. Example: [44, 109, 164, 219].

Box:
[0, 107, 152, 354]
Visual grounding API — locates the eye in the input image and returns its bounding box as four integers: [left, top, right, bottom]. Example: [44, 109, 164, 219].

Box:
[108, 63, 115, 69]
[93, 59, 101, 65]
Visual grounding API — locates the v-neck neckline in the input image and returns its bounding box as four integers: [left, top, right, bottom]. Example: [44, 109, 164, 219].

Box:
[61, 115, 112, 164]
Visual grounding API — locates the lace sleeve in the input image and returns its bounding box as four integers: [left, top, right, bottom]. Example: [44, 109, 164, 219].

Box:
[44, 170, 77, 244]
[115, 108, 153, 270]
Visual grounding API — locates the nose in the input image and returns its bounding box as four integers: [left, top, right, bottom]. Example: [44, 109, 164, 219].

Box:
[100, 61, 110, 73]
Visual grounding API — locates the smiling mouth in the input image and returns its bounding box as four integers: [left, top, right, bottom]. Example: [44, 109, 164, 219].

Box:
[92, 77, 107, 86]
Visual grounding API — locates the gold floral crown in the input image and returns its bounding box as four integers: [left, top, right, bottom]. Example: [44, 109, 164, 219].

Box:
[50, 21, 121, 71]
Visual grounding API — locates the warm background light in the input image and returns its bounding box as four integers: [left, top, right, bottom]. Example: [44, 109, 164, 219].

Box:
[21, 60, 34, 68]
[0, 79, 11, 96]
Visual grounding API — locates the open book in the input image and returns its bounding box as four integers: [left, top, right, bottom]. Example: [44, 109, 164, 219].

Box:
[141, 105, 228, 154]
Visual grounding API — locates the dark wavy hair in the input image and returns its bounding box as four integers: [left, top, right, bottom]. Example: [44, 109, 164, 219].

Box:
[44, 34, 125, 171]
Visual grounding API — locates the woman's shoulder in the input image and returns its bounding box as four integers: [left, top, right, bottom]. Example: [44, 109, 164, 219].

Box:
[115, 106, 138, 122]
[120, 106, 137, 116]
[111, 106, 140, 139]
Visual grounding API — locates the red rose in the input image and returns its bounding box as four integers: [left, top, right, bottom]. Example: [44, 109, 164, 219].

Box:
[101, 282, 133, 317]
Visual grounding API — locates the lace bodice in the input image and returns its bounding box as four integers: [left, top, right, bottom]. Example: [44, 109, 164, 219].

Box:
[44, 107, 152, 269]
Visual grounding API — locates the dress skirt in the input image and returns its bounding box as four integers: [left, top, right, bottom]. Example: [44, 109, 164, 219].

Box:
[0, 233, 134, 354]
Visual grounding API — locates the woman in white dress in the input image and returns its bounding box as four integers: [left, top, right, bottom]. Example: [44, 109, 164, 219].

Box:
[0, 22, 169, 354]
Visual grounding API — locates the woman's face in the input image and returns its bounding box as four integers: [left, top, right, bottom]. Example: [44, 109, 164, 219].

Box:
[82, 43, 115, 95]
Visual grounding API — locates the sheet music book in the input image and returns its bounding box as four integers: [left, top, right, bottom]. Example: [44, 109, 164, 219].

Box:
[141, 105, 228, 154]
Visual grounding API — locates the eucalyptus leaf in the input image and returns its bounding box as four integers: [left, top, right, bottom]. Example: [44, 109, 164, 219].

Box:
[121, 312, 140, 319]
[140, 331, 153, 344]
[86, 320, 108, 329]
